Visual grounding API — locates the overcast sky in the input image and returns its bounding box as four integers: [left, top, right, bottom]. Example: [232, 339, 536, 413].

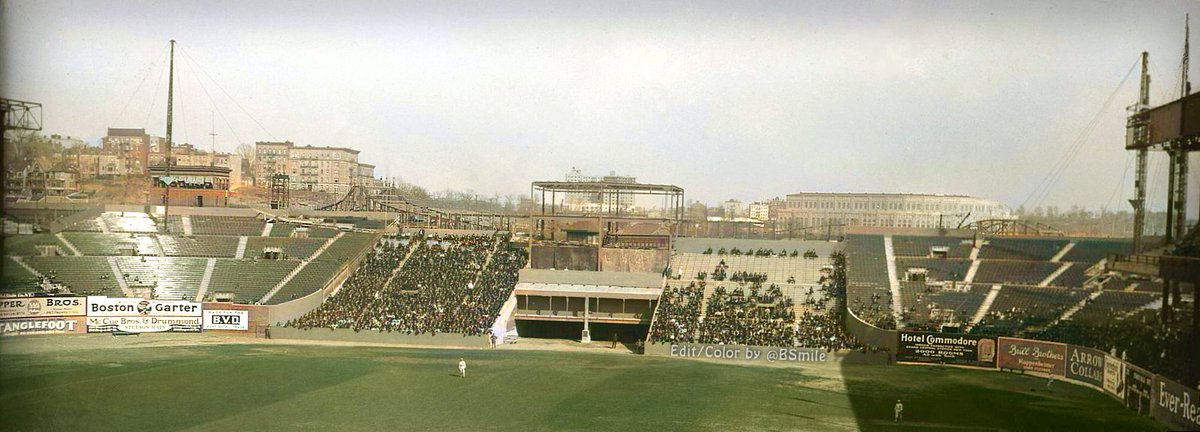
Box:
[3, 0, 1200, 214]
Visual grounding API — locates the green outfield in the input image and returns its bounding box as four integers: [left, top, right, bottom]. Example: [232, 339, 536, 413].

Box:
[0, 338, 1165, 432]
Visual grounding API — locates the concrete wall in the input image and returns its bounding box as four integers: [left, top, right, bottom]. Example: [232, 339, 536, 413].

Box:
[598, 247, 668, 273]
[531, 244, 598, 271]
[844, 308, 898, 353]
[272, 327, 489, 347]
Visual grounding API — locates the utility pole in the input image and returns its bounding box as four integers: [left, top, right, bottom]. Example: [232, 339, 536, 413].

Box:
[1129, 52, 1150, 254]
[164, 40, 176, 233]
[209, 111, 217, 166]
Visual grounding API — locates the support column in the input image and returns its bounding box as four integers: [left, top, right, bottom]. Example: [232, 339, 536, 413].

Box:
[1162, 278, 1173, 324]
[581, 296, 591, 343]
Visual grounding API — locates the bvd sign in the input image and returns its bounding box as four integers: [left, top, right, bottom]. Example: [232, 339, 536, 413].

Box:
[203, 310, 248, 331]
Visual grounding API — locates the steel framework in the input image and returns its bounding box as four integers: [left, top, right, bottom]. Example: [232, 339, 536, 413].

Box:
[319, 185, 514, 231]
[0, 98, 42, 132]
[529, 180, 684, 242]
[963, 219, 1064, 237]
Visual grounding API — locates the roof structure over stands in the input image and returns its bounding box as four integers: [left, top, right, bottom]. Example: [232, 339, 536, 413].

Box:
[518, 268, 663, 289]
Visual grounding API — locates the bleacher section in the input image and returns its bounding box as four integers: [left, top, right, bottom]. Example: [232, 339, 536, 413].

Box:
[972, 261, 1061, 285]
[244, 237, 327, 260]
[844, 235, 895, 328]
[978, 238, 1068, 261]
[206, 259, 300, 303]
[25, 256, 124, 296]
[671, 252, 830, 286]
[972, 285, 1084, 334]
[157, 235, 239, 257]
[1050, 264, 1089, 287]
[265, 261, 341, 305]
[891, 235, 972, 258]
[1069, 291, 1159, 324]
[269, 223, 297, 237]
[306, 226, 340, 238]
[1061, 239, 1131, 263]
[894, 258, 971, 282]
[61, 233, 160, 256]
[113, 257, 207, 300]
[190, 216, 265, 236]
[263, 232, 378, 305]
[101, 212, 158, 233]
[2, 233, 67, 256]
[2, 257, 41, 294]
[899, 281, 988, 330]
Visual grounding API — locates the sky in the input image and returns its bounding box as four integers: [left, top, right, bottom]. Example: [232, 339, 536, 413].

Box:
[3, 0, 1200, 215]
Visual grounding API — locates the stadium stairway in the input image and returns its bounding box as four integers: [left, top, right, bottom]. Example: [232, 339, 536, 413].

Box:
[195, 258, 217, 301]
[153, 236, 166, 257]
[969, 242, 981, 261]
[1040, 263, 1073, 287]
[235, 236, 248, 259]
[181, 216, 194, 236]
[379, 240, 419, 294]
[969, 284, 1003, 327]
[105, 256, 134, 297]
[96, 217, 110, 234]
[55, 233, 82, 256]
[883, 235, 904, 325]
[1055, 289, 1104, 324]
[1050, 242, 1076, 263]
[258, 232, 344, 303]
[261, 222, 273, 237]
[9, 256, 46, 282]
[964, 260, 981, 284]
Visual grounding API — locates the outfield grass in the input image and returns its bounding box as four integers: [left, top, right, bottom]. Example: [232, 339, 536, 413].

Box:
[0, 339, 1166, 431]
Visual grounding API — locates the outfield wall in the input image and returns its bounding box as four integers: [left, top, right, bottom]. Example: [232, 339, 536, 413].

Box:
[272, 327, 490, 347]
[892, 330, 1200, 431]
[843, 308, 898, 353]
[598, 248, 668, 273]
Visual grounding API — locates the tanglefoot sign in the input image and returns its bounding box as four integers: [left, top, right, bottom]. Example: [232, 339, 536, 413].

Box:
[666, 343, 829, 363]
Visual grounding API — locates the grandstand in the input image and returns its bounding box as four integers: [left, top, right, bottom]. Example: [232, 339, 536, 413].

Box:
[113, 256, 208, 300]
[0, 210, 381, 305]
[190, 216, 265, 236]
[24, 256, 124, 296]
[972, 260, 1061, 285]
[978, 237, 1069, 261]
[157, 235, 239, 257]
[206, 259, 300, 303]
[891, 235, 972, 258]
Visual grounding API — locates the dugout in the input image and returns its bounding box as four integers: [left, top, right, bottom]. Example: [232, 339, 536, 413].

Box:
[512, 269, 662, 343]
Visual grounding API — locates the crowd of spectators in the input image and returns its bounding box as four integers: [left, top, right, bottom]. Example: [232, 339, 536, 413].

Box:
[649, 252, 865, 351]
[701, 247, 819, 258]
[288, 232, 527, 337]
[647, 282, 703, 343]
[698, 284, 797, 347]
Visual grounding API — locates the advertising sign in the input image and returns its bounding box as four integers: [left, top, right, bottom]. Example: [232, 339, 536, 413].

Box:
[666, 343, 830, 364]
[1102, 354, 1125, 399]
[0, 296, 86, 319]
[0, 317, 85, 336]
[1125, 363, 1153, 416]
[997, 337, 1066, 376]
[897, 331, 996, 368]
[1065, 345, 1105, 387]
[86, 297, 201, 317]
[1152, 375, 1200, 431]
[86, 316, 202, 333]
[86, 297, 203, 333]
[203, 310, 249, 330]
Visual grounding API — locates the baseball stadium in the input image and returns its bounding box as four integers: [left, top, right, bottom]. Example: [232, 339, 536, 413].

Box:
[3, 2, 1200, 432]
